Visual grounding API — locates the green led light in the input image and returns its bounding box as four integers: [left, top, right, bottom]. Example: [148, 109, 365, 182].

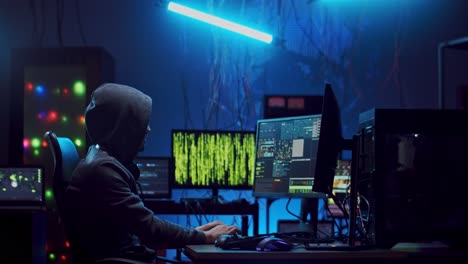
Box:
[74, 138, 83, 147]
[31, 138, 41, 148]
[9, 174, 17, 181]
[73, 81, 86, 96]
[33, 149, 40, 156]
[45, 189, 53, 200]
[61, 115, 69, 123]
[49, 253, 56, 260]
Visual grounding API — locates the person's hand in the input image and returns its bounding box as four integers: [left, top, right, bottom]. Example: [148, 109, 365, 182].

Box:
[195, 220, 224, 232]
[196, 221, 240, 243]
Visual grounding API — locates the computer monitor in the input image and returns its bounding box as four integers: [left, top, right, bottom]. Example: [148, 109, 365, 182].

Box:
[252, 84, 343, 199]
[135, 157, 173, 199]
[0, 166, 44, 209]
[171, 130, 256, 199]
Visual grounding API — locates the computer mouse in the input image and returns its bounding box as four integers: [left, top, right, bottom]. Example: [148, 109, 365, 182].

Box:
[256, 237, 293, 252]
[214, 234, 232, 248]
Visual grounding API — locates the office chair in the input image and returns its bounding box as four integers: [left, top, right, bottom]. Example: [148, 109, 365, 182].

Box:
[44, 131, 180, 264]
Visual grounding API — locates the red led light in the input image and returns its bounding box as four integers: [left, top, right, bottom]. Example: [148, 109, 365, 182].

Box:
[61, 255, 67, 261]
[25, 82, 34, 92]
[63, 88, 70, 95]
[65, 241, 70, 248]
[42, 140, 48, 148]
[78, 115, 85, 124]
[47, 111, 59, 122]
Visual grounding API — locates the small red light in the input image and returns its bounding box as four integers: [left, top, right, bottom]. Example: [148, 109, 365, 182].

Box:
[65, 241, 70, 248]
[26, 82, 34, 92]
[78, 115, 85, 124]
[61, 254, 67, 261]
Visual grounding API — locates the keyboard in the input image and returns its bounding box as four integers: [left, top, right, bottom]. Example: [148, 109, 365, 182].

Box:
[214, 232, 336, 250]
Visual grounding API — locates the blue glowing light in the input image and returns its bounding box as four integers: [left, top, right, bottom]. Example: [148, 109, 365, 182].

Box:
[167, 1, 272, 44]
[36, 85, 45, 95]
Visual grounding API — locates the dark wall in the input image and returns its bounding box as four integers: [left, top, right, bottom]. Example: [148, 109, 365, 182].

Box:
[1, 0, 467, 233]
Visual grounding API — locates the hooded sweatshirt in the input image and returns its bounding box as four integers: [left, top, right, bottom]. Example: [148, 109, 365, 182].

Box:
[65, 83, 206, 262]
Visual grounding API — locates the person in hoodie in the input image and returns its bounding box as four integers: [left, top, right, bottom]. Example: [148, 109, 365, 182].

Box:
[65, 83, 240, 263]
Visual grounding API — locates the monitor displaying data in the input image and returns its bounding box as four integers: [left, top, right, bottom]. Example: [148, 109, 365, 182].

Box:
[252, 115, 328, 198]
[135, 157, 173, 199]
[171, 130, 256, 190]
[253, 84, 343, 199]
[0, 166, 44, 208]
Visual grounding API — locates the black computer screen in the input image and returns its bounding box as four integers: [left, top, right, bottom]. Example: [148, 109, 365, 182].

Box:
[171, 130, 256, 190]
[253, 84, 343, 199]
[135, 157, 173, 199]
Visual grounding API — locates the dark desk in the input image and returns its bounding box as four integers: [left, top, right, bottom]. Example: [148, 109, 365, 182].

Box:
[145, 200, 259, 235]
[183, 245, 408, 264]
[183, 243, 468, 264]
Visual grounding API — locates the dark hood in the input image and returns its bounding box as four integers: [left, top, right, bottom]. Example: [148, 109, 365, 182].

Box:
[85, 83, 152, 163]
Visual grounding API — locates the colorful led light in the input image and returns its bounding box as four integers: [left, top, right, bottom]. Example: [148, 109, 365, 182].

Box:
[45, 189, 53, 200]
[37, 111, 47, 120]
[23, 138, 30, 148]
[167, 1, 273, 44]
[25, 82, 34, 92]
[36, 85, 45, 95]
[74, 138, 83, 147]
[47, 111, 59, 122]
[78, 115, 85, 125]
[63, 87, 70, 96]
[31, 138, 41, 148]
[73, 80, 86, 96]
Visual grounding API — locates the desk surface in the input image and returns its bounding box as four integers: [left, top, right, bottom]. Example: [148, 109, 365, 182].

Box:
[183, 244, 409, 264]
[185, 243, 468, 264]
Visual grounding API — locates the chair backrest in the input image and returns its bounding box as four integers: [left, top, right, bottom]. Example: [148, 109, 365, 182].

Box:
[44, 131, 84, 262]
[44, 131, 81, 212]
[43, 131, 175, 264]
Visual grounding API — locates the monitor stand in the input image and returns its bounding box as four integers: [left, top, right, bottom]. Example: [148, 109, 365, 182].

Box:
[299, 197, 319, 239]
[180, 188, 222, 205]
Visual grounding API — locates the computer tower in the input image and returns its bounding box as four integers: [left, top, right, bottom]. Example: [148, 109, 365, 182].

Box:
[356, 108, 465, 248]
